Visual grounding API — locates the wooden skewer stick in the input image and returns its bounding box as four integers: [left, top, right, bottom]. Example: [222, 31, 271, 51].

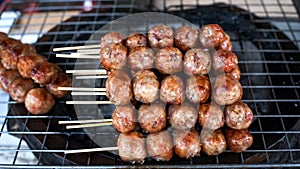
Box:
[66, 101, 113, 104]
[59, 119, 113, 124]
[71, 92, 106, 95]
[53, 44, 99, 52]
[77, 49, 100, 54]
[56, 53, 99, 59]
[66, 122, 113, 129]
[58, 87, 106, 92]
[64, 147, 118, 154]
[75, 75, 108, 79]
[66, 69, 107, 75]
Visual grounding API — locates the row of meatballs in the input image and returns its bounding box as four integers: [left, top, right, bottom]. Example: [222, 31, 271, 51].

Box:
[117, 128, 253, 163]
[0, 32, 71, 114]
[100, 24, 238, 76]
[106, 69, 243, 106]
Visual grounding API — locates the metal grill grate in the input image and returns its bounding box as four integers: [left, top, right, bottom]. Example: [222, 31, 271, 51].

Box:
[0, 0, 300, 168]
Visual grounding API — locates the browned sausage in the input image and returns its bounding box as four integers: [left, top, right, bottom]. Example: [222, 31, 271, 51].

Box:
[25, 88, 55, 115]
[117, 131, 147, 164]
[212, 49, 238, 73]
[9, 78, 34, 103]
[198, 102, 225, 130]
[217, 33, 232, 51]
[185, 75, 211, 104]
[199, 24, 225, 48]
[17, 54, 46, 78]
[201, 129, 227, 156]
[168, 103, 198, 130]
[148, 24, 174, 48]
[226, 128, 253, 153]
[160, 75, 185, 105]
[146, 130, 173, 161]
[100, 43, 127, 71]
[128, 46, 154, 71]
[0, 70, 20, 92]
[155, 46, 183, 74]
[46, 73, 71, 98]
[183, 48, 211, 75]
[105, 70, 132, 105]
[99, 32, 123, 48]
[133, 70, 159, 103]
[31, 62, 58, 85]
[224, 101, 253, 130]
[173, 129, 201, 158]
[112, 105, 136, 133]
[138, 103, 166, 133]
[227, 66, 241, 81]
[174, 26, 198, 51]
[212, 74, 243, 105]
[125, 33, 147, 49]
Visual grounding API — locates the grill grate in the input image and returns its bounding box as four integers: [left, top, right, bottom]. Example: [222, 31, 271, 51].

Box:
[0, 0, 300, 168]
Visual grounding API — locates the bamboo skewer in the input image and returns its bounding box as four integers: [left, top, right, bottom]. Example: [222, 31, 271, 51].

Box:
[53, 44, 100, 52]
[66, 69, 107, 75]
[64, 147, 118, 154]
[56, 53, 99, 59]
[58, 87, 106, 92]
[66, 121, 113, 129]
[59, 119, 113, 124]
[66, 101, 113, 104]
[71, 92, 106, 95]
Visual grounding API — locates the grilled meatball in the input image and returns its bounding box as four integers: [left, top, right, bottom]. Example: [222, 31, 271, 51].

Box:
[199, 24, 225, 48]
[201, 129, 227, 156]
[155, 47, 183, 74]
[212, 49, 238, 73]
[100, 32, 123, 48]
[17, 54, 46, 78]
[224, 102, 253, 130]
[46, 73, 71, 98]
[212, 74, 243, 105]
[168, 103, 198, 130]
[148, 24, 174, 48]
[185, 75, 211, 104]
[9, 78, 34, 103]
[133, 70, 159, 103]
[106, 70, 132, 105]
[174, 26, 198, 51]
[146, 130, 173, 161]
[1, 43, 36, 70]
[117, 131, 147, 164]
[112, 105, 136, 133]
[125, 33, 147, 49]
[25, 88, 55, 115]
[183, 48, 211, 75]
[199, 102, 225, 130]
[31, 62, 58, 85]
[173, 129, 201, 158]
[128, 46, 154, 71]
[227, 66, 241, 81]
[217, 33, 232, 51]
[160, 75, 185, 105]
[0, 70, 20, 92]
[100, 43, 127, 71]
[138, 103, 166, 133]
[226, 128, 253, 153]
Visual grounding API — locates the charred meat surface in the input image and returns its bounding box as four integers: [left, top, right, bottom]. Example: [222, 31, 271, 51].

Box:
[138, 103, 166, 133]
[117, 131, 147, 164]
[112, 105, 136, 133]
